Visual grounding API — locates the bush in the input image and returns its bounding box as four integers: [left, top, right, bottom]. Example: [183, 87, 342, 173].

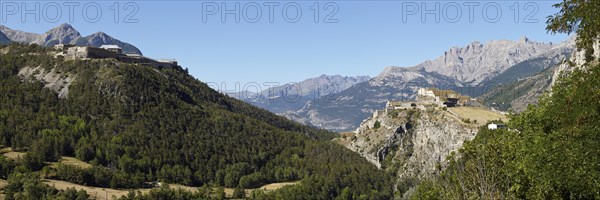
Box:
[373, 120, 381, 129]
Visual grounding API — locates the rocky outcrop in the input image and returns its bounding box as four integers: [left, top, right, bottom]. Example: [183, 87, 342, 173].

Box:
[335, 105, 479, 197]
[18, 66, 76, 99]
[552, 38, 600, 87]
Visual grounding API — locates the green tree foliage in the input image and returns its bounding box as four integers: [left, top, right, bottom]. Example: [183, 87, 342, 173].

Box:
[0, 44, 393, 198]
[5, 171, 90, 200]
[547, 0, 600, 60]
[373, 120, 381, 129]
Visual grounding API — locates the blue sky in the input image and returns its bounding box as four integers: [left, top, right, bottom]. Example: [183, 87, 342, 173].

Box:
[1, 1, 569, 90]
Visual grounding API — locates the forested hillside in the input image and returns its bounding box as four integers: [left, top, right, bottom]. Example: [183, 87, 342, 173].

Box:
[0, 44, 392, 199]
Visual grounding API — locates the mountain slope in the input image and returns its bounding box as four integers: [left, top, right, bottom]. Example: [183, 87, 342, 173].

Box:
[480, 63, 558, 112]
[33, 23, 81, 46]
[0, 32, 11, 45]
[411, 37, 555, 85]
[479, 36, 578, 112]
[231, 74, 370, 114]
[0, 44, 392, 198]
[478, 38, 574, 88]
[0, 25, 39, 44]
[72, 32, 143, 55]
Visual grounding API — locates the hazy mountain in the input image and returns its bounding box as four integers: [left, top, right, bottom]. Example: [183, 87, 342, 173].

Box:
[285, 37, 576, 131]
[0, 23, 142, 55]
[229, 74, 370, 114]
[0, 25, 39, 44]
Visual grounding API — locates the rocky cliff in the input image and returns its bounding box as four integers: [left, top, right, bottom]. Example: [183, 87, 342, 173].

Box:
[335, 104, 482, 197]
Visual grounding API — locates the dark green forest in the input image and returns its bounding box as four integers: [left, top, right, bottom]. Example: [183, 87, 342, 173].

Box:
[0, 44, 392, 199]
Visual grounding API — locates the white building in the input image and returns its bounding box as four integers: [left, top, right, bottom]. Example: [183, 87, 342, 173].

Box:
[100, 45, 122, 54]
[417, 88, 435, 97]
[158, 59, 178, 65]
[488, 123, 498, 130]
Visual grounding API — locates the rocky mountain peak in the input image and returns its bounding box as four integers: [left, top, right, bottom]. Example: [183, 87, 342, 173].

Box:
[55, 23, 75, 31]
[90, 31, 108, 37]
[85, 32, 114, 43]
[35, 23, 81, 45]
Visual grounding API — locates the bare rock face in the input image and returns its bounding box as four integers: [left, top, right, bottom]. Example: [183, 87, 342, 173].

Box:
[335, 106, 478, 197]
[552, 38, 600, 87]
[18, 66, 76, 99]
[34, 23, 81, 46]
[410, 37, 554, 85]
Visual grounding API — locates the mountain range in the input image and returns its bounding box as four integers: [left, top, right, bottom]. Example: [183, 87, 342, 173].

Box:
[278, 36, 576, 131]
[228, 75, 370, 114]
[0, 23, 142, 55]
